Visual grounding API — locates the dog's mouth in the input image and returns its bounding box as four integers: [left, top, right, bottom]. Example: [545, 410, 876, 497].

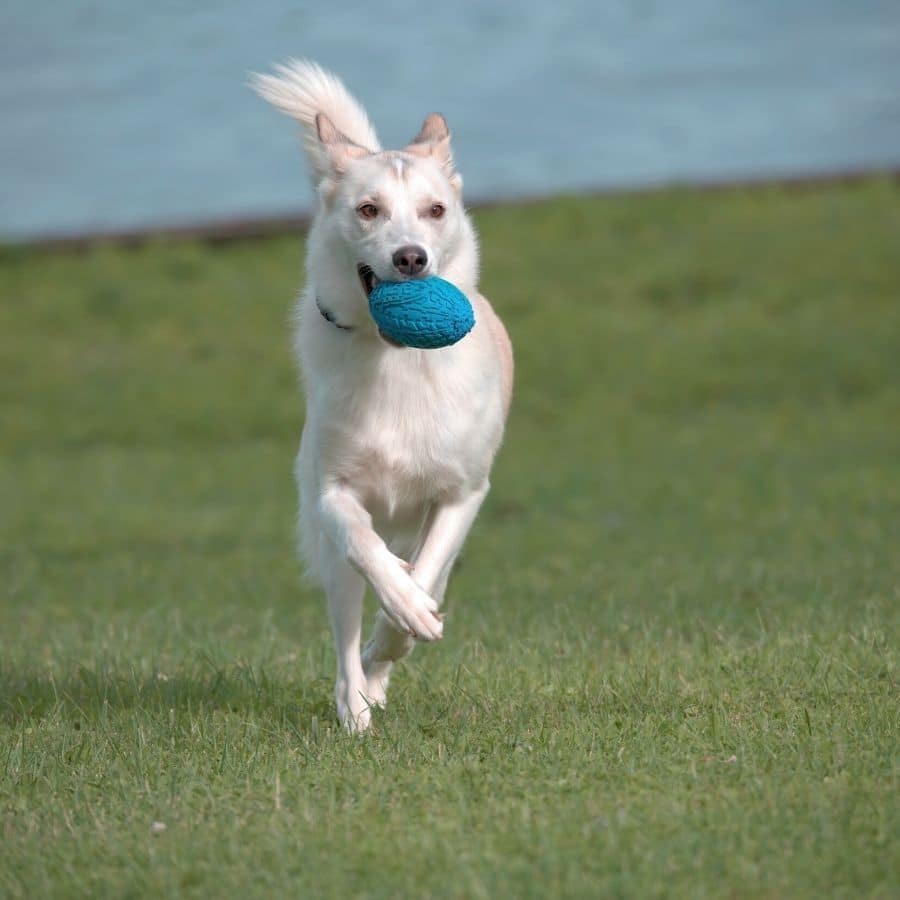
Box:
[357, 262, 406, 348]
[357, 263, 380, 297]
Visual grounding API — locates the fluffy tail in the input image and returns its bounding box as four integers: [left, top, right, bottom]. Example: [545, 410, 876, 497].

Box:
[249, 59, 381, 182]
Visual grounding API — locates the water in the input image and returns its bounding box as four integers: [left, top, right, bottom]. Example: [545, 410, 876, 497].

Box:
[2, 1, 899, 240]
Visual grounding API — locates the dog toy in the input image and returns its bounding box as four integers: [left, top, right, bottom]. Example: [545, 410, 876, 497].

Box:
[368, 277, 475, 349]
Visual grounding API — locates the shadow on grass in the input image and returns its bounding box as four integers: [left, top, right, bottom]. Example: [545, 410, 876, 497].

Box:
[0, 659, 334, 729]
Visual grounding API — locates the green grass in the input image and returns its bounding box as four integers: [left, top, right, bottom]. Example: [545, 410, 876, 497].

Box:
[1, 178, 898, 898]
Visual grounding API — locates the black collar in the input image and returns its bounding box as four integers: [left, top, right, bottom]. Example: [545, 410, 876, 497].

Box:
[316, 297, 354, 332]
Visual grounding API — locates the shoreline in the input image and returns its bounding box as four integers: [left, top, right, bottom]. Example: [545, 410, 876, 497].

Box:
[9, 165, 899, 253]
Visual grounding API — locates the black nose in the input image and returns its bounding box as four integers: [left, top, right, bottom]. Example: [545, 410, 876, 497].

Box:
[392, 244, 428, 277]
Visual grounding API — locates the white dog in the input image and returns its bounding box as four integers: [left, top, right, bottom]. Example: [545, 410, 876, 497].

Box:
[251, 61, 513, 731]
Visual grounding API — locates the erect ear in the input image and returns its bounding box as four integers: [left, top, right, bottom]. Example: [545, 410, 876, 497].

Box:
[404, 113, 462, 192]
[315, 112, 369, 178]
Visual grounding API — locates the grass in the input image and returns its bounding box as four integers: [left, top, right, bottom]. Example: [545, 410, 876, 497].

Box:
[1, 178, 898, 898]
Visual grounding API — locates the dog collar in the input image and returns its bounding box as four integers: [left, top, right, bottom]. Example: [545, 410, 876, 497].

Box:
[316, 297, 354, 332]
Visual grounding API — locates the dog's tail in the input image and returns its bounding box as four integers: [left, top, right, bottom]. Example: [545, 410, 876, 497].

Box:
[250, 59, 381, 182]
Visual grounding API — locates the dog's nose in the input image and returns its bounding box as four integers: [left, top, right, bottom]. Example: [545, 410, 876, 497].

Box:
[392, 244, 428, 277]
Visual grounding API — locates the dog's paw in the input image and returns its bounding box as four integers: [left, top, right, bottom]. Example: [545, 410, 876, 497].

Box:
[378, 573, 443, 642]
[335, 680, 373, 734]
[361, 642, 392, 707]
[363, 663, 390, 708]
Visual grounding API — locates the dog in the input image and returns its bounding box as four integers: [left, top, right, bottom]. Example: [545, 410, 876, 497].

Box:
[251, 60, 513, 731]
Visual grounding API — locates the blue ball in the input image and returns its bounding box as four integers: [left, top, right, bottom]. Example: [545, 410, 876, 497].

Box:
[368, 277, 475, 349]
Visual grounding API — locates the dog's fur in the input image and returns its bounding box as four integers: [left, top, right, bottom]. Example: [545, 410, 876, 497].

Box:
[251, 60, 513, 731]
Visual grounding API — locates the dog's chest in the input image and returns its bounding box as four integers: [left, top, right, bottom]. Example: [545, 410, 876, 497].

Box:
[321, 352, 496, 511]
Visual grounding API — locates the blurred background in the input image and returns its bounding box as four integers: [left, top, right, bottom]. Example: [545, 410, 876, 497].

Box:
[2, 0, 899, 239]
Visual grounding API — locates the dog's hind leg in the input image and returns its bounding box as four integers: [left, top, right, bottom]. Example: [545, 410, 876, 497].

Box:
[323, 554, 371, 732]
[361, 571, 453, 707]
[361, 609, 415, 707]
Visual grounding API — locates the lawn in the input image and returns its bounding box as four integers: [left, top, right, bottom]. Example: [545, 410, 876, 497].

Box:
[1, 178, 898, 898]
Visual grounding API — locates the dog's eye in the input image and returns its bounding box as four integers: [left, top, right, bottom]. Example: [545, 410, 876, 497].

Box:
[430, 203, 445, 219]
[357, 203, 378, 220]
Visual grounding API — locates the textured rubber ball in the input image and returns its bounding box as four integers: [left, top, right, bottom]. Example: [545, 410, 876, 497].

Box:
[368, 277, 475, 349]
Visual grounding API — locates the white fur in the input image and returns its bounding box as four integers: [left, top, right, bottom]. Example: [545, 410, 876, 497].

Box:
[249, 60, 381, 181]
[252, 60, 513, 732]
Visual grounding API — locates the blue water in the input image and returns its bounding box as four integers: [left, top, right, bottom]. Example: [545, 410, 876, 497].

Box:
[2, 1, 899, 239]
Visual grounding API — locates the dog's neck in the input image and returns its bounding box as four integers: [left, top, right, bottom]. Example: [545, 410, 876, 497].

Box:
[316, 296, 354, 332]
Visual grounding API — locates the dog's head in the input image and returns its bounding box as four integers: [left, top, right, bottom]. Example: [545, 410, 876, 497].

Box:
[251, 62, 477, 314]
[314, 111, 471, 301]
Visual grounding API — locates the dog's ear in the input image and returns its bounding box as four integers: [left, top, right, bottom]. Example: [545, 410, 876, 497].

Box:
[250, 61, 380, 186]
[315, 113, 370, 177]
[405, 113, 462, 192]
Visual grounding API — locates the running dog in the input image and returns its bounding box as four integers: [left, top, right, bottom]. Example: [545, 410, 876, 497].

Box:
[251, 60, 513, 731]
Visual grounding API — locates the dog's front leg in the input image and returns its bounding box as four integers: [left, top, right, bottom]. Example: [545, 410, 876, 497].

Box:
[413, 481, 490, 598]
[320, 551, 370, 732]
[362, 481, 490, 704]
[319, 484, 444, 642]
